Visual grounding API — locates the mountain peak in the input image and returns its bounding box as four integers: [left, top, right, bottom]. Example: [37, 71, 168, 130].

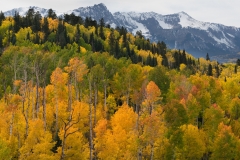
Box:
[178, 11, 189, 16]
[94, 3, 107, 8]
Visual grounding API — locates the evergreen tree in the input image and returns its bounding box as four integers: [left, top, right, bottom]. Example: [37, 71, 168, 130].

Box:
[115, 40, 120, 58]
[146, 54, 152, 66]
[26, 32, 31, 41]
[126, 43, 131, 58]
[89, 32, 95, 52]
[215, 65, 220, 77]
[32, 11, 42, 32]
[25, 8, 35, 27]
[207, 64, 213, 76]
[174, 51, 180, 69]
[235, 65, 238, 74]
[56, 21, 67, 48]
[47, 9, 57, 19]
[0, 34, 3, 48]
[13, 11, 21, 32]
[162, 54, 168, 67]
[136, 30, 143, 39]
[109, 29, 115, 55]
[64, 13, 83, 25]
[11, 33, 16, 45]
[137, 55, 143, 64]
[99, 18, 105, 40]
[153, 57, 158, 67]
[0, 11, 5, 26]
[206, 53, 210, 61]
[34, 33, 40, 44]
[182, 49, 187, 65]
[95, 25, 98, 36]
[236, 59, 240, 66]
[75, 24, 81, 44]
[42, 17, 50, 42]
[84, 17, 90, 28]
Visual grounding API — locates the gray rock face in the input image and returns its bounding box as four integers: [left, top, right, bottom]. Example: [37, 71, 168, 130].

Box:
[66, 3, 120, 27]
[4, 3, 240, 61]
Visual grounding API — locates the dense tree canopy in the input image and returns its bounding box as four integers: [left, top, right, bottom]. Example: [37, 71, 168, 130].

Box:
[0, 8, 239, 159]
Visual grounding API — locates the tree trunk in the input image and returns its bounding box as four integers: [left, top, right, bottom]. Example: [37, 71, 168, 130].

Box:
[35, 65, 40, 118]
[13, 54, 18, 94]
[54, 85, 59, 139]
[31, 79, 35, 119]
[9, 114, 14, 136]
[94, 81, 98, 127]
[88, 76, 93, 160]
[150, 144, 154, 160]
[43, 84, 47, 131]
[138, 148, 142, 160]
[68, 80, 72, 112]
[74, 73, 79, 101]
[23, 69, 29, 138]
[60, 131, 66, 160]
[104, 83, 107, 118]
[136, 104, 142, 160]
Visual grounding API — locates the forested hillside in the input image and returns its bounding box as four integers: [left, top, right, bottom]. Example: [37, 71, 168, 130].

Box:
[0, 8, 239, 160]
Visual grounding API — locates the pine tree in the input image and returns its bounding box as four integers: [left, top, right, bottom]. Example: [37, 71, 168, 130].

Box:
[26, 32, 30, 41]
[215, 65, 220, 77]
[115, 40, 120, 58]
[26, 8, 35, 27]
[0, 11, 5, 26]
[42, 17, 50, 42]
[89, 32, 95, 52]
[11, 33, 16, 45]
[32, 11, 42, 32]
[75, 24, 81, 44]
[13, 11, 21, 32]
[235, 65, 238, 74]
[47, 8, 57, 19]
[34, 33, 40, 44]
[236, 59, 240, 66]
[207, 64, 213, 76]
[146, 54, 152, 66]
[99, 18, 105, 40]
[109, 29, 115, 55]
[206, 53, 210, 61]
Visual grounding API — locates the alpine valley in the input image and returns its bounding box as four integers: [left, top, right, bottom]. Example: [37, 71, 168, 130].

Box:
[4, 3, 240, 62]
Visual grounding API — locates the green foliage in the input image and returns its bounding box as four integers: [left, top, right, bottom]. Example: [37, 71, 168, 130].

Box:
[0, 12, 238, 160]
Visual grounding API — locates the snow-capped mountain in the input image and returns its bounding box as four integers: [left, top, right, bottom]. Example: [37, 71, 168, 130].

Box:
[3, 3, 240, 61]
[115, 11, 240, 59]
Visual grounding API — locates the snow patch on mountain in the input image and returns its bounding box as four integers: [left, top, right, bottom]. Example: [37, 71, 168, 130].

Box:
[158, 20, 173, 29]
[227, 33, 235, 38]
[114, 12, 151, 38]
[132, 22, 150, 38]
[178, 12, 207, 30]
[208, 31, 234, 48]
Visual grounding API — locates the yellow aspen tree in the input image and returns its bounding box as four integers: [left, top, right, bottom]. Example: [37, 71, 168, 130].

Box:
[50, 67, 68, 140]
[176, 124, 206, 160]
[19, 119, 55, 160]
[94, 105, 138, 159]
[211, 122, 240, 160]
